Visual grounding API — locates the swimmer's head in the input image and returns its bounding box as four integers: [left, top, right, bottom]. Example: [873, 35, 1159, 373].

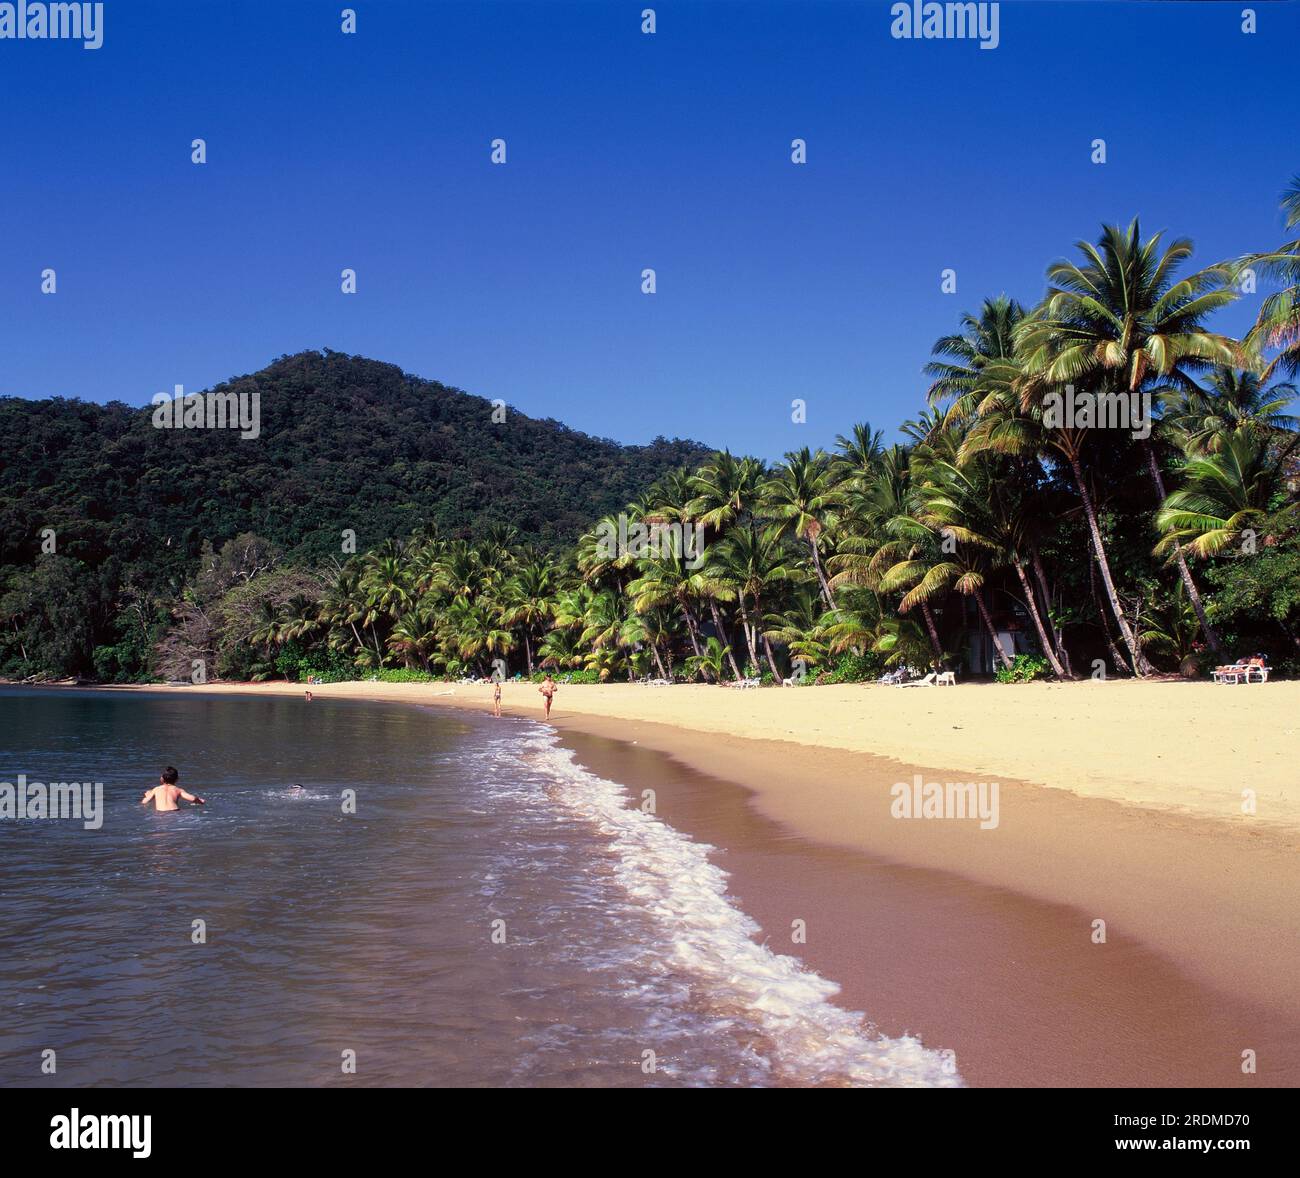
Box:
[161, 766, 179, 785]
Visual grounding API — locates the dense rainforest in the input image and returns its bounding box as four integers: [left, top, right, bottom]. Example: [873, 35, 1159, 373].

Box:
[0, 351, 710, 680]
[4, 180, 1300, 688]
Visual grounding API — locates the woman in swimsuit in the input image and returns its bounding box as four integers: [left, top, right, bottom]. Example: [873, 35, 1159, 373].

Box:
[538, 674, 558, 718]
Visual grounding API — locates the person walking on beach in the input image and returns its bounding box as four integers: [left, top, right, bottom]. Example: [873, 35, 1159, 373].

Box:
[539, 674, 558, 719]
[141, 766, 205, 811]
[492, 679, 502, 718]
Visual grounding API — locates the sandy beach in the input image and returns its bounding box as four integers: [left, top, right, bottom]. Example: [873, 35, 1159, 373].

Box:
[109, 677, 1300, 1086]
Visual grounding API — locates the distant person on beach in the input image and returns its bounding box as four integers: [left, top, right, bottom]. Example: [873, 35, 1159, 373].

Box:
[493, 680, 502, 718]
[141, 766, 205, 811]
[539, 674, 558, 718]
[305, 689, 313, 701]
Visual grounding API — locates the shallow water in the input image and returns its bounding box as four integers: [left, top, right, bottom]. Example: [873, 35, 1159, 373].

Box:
[0, 687, 958, 1087]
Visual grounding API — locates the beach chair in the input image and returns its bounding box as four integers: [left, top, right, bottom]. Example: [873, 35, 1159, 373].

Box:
[1243, 658, 1270, 684]
[1212, 662, 1248, 684]
[897, 672, 937, 688]
[936, 670, 956, 686]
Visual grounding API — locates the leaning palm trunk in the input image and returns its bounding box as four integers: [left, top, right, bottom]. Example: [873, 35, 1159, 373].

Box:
[1140, 440, 1223, 657]
[919, 601, 945, 668]
[737, 600, 761, 674]
[708, 599, 744, 682]
[523, 631, 534, 675]
[1087, 535, 1130, 673]
[1013, 558, 1066, 678]
[972, 588, 1014, 670]
[808, 538, 835, 608]
[762, 634, 784, 682]
[1067, 453, 1150, 675]
[649, 641, 669, 681]
[1030, 548, 1072, 677]
[680, 603, 704, 660]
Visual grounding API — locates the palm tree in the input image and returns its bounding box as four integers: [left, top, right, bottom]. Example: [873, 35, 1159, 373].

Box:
[684, 636, 731, 684]
[913, 453, 1059, 674]
[1014, 218, 1239, 661]
[1155, 430, 1289, 559]
[1243, 175, 1300, 381]
[1160, 367, 1298, 454]
[687, 451, 766, 534]
[763, 447, 841, 607]
[500, 558, 556, 674]
[708, 524, 800, 679]
[926, 295, 1026, 426]
[833, 423, 886, 478]
[627, 550, 710, 662]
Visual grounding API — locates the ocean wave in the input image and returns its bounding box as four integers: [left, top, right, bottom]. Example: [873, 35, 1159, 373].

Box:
[512, 727, 963, 1088]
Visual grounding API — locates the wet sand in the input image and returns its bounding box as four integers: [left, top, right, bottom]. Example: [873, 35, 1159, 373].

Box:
[555, 719, 1300, 1088]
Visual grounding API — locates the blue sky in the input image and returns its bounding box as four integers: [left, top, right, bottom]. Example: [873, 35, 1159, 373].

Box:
[1, 0, 1296, 460]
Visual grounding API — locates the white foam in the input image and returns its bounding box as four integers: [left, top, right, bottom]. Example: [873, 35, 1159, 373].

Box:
[517, 728, 964, 1088]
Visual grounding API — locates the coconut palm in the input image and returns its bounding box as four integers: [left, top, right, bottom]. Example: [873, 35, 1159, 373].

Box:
[763, 448, 841, 607]
[1243, 175, 1300, 381]
[1160, 367, 1298, 454]
[925, 295, 1026, 426]
[500, 558, 556, 674]
[687, 451, 766, 534]
[1014, 219, 1239, 659]
[1155, 430, 1289, 559]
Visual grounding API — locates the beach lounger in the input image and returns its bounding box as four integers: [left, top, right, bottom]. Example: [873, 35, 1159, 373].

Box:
[897, 672, 937, 688]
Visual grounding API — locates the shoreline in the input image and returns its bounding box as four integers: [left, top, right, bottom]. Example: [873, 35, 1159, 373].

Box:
[42, 678, 1300, 1086]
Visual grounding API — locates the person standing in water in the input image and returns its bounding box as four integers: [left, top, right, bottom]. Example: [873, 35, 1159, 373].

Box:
[141, 766, 205, 811]
[492, 679, 502, 718]
[538, 674, 558, 718]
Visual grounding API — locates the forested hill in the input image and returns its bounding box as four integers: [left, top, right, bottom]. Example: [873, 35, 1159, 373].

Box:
[0, 349, 711, 573]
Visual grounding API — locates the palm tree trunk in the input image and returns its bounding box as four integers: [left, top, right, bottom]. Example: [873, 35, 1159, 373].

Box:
[1141, 440, 1223, 656]
[1029, 548, 1070, 676]
[709, 599, 743, 681]
[680, 603, 703, 659]
[737, 600, 761, 674]
[1067, 452, 1150, 675]
[650, 640, 669, 681]
[919, 601, 944, 668]
[1013, 558, 1066, 678]
[972, 588, 1014, 669]
[762, 634, 783, 682]
[523, 631, 534, 675]
[808, 538, 834, 608]
[1087, 535, 1130, 673]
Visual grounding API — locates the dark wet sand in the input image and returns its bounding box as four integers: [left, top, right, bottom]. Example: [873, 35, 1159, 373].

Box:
[557, 723, 1300, 1088]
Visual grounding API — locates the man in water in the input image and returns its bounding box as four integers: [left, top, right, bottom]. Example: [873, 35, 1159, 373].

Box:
[538, 674, 558, 718]
[140, 766, 205, 811]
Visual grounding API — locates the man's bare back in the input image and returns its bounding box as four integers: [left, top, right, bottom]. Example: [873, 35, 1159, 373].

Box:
[141, 768, 204, 811]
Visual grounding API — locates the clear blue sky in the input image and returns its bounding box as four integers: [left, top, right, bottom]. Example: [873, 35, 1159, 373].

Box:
[1, 0, 1296, 460]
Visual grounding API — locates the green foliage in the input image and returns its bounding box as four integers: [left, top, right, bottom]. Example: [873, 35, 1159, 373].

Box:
[819, 651, 887, 684]
[994, 654, 1052, 683]
[364, 667, 441, 683]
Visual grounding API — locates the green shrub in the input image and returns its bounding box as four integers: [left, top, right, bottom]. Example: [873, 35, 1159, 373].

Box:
[994, 654, 1052, 683]
[364, 667, 440, 683]
[819, 651, 887, 684]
